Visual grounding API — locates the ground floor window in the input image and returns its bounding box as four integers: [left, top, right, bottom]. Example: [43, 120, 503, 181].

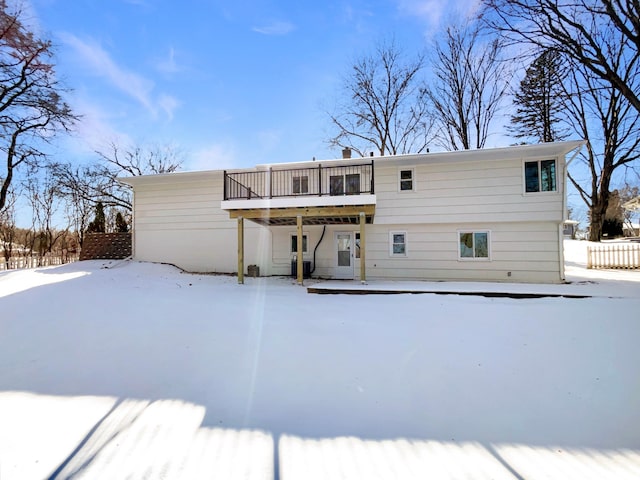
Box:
[291, 234, 308, 254]
[458, 231, 490, 260]
[389, 231, 407, 256]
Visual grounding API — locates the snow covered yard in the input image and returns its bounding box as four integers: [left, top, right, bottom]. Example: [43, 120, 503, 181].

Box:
[0, 240, 638, 479]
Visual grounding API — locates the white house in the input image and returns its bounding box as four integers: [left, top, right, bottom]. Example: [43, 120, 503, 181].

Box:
[119, 140, 585, 284]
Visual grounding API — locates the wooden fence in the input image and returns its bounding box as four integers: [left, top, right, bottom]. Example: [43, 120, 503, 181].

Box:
[0, 255, 79, 271]
[587, 243, 640, 270]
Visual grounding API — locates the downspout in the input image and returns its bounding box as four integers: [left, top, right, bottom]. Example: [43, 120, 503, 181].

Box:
[559, 142, 585, 282]
[311, 226, 327, 275]
[130, 186, 136, 260]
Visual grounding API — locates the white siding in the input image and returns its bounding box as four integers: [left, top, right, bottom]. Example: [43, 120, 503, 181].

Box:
[362, 222, 562, 283]
[270, 225, 327, 277]
[373, 157, 565, 224]
[267, 221, 562, 283]
[132, 173, 271, 274]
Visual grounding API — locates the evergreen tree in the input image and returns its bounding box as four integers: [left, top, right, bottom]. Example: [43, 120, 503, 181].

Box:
[509, 49, 567, 143]
[86, 202, 106, 233]
[115, 211, 129, 233]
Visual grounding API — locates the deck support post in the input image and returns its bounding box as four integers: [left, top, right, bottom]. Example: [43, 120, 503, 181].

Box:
[238, 216, 244, 284]
[360, 212, 367, 284]
[297, 215, 304, 285]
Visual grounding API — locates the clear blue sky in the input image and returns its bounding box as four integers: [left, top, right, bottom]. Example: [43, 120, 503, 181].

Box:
[28, 0, 482, 171]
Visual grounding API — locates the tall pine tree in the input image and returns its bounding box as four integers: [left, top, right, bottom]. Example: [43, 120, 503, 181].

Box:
[115, 212, 129, 233]
[86, 202, 106, 233]
[509, 49, 567, 143]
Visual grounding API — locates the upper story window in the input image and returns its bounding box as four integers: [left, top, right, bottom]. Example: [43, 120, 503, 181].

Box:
[330, 174, 360, 195]
[292, 175, 309, 194]
[399, 168, 415, 191]
[525, 159, 556, 193]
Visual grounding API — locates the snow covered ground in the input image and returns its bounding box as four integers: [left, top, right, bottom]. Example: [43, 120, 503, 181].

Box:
[0, 240, 638, 479]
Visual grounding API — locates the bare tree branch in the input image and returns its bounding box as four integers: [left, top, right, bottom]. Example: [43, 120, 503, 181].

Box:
[327, 39, 435, 156]
[0, 1, 77, 212]
[428, 22, 510, 150]
[481, 0, 640, 114]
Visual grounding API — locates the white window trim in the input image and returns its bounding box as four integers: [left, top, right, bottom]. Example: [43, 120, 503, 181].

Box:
[398, 167, 416, 192]
[389, 231, 408, 257]
[290, 233, 309, 254]
[457, 230, 491, 261]
[522, 157, 559, 195]
[292, 175, 309, 194]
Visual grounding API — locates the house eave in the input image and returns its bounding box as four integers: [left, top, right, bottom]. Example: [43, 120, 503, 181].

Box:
[222, 195, 376, 226]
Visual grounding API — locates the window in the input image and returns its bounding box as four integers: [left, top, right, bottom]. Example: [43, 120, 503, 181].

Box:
[458, 231, 490, 260]
[292, 175, 309, 194]
[345, 173, 360, 195]
[399, 168, 414, 191]
[389, 231, 407, 256]
[291, 234, 308, 254]
[330, 174, 361, 195]
[525, 159, 556, 193]
[355, 232, 360, 258]
[330, 175, 344, 195]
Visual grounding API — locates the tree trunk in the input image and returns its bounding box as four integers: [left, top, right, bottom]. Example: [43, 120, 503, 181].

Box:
[589, 207, 604, 241]
[589, 191, 610, 242]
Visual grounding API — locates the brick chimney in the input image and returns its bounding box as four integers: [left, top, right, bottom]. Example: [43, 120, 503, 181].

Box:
[342, 147, 352, 159]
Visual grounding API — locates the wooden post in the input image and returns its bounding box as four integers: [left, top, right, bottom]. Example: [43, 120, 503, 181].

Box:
[238, 216, 244, 284]
[297, 215, 303, 285]
[360, 212, 366, 284]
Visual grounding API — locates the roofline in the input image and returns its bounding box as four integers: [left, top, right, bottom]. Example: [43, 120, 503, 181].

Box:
[118, 140, 587, 185]
[117, 169, 221, 186]
[254, 140, 587, 170]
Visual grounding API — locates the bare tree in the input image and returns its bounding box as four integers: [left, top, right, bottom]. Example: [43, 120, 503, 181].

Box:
[328, 40, 435, 156]
[24, 168, 67, 262]
[53, 141, 182, 216]
[54, 163, 93, 247]
[481, 0, 640, 115]
[0, 1, 76, 212]
[562, 55, 640, 241]
[0, 188, 16, 267]
[428, 22, 509, 150]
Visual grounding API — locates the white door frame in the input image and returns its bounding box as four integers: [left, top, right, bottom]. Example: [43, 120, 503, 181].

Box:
[334, 231, 355, 279]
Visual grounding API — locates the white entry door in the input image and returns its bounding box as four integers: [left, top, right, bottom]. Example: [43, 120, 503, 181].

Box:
[334, 232, 354, 279]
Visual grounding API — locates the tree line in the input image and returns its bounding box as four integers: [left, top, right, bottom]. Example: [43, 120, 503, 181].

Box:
[0, 1, 181, 267]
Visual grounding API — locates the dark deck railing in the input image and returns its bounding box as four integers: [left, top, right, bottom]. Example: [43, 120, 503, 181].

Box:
[224, 161, 375, 200]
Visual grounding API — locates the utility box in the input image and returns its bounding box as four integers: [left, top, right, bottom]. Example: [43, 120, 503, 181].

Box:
[247, 265, 260, 277]
[290, 260, 311, 279]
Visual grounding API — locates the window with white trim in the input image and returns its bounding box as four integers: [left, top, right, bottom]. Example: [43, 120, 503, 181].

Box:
[292, 175, 309, 194]
[524, 159, 556, 193]
[399, 168, 415, 191]
[458, 231, 490, 260]
[290, 234, 308, 254]
[330, 173, 360, 195]
[389, 231, 407, 256]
